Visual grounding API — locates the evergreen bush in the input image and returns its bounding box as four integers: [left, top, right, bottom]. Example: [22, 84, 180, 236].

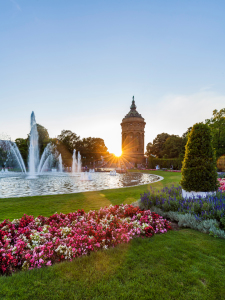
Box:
[148, 157, 183, 170]
[180, 123, 218, 192]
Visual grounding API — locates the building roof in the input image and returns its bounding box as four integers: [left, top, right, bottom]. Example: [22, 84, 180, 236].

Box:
[123, 96, 144, 120]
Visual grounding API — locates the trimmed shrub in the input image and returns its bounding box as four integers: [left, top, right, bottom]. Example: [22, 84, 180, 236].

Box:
[180, 123, 218, 192]
[148, 157, 183, 170]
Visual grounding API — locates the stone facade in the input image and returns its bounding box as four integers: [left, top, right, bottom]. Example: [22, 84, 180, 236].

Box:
[121, 97, 146, 164]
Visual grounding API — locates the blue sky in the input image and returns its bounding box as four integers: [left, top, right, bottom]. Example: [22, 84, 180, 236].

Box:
[1, 0, 225, 155]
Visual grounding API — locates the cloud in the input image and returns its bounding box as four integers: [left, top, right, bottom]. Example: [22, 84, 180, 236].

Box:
[145, 91, 225, 143]
[10, 0, 21, 11]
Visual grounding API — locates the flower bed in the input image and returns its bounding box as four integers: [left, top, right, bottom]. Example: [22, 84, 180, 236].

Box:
[140, 186, 225, 228]
[218, 178, 225, 191]
[0, 204, 171, 275]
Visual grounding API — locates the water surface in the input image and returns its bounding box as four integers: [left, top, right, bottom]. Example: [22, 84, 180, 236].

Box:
[0, 172, 160, 198]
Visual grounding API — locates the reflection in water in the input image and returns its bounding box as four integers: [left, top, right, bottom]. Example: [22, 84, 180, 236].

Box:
[0, 172, 160, 198]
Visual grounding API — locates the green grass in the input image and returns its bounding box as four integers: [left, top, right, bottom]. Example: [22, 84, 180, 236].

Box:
[1, 171, 225, 299]
[1, 230, 225, 300]
[0, 171, 181, 222]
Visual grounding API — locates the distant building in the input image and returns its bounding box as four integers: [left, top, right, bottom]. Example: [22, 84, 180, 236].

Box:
[121, 96, 146, 164]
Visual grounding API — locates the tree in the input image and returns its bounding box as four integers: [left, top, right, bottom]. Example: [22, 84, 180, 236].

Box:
[162, 135, 186, 158]
[57, 130, 109, 166]
[0, 146, 7, 168]
[15, 124, 50, 163]
[15, 138, 29, 165]
[145, 133, 171, 158]
[36, 124, 50, 156]
[180, 123, 218, 192]
[57, 130, 80, 154]
[205, 108, 225, 158]
[79, 137, 109, 160]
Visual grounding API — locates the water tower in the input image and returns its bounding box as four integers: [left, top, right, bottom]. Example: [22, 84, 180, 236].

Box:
[121, 96, 146, 165]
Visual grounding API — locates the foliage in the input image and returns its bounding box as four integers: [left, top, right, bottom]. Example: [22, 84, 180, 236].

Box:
[0, 204, 171, 275]
[36, 124, 50, 156]
[56, 130, 80, 166]
[146, 132, 188, 159]
[57, 130, 109, 166]
[181, 123, 218, 192]
[182, 126, 192, 140]
[0, 147, 7, 168]
[79, 137, 109, 160]
[148, 157, 183, 170]
[218, 178, 225, 191]
[15, 124, 50, 163]
[15, 138, 28, 165]
[145, 206, 225, 239]
[57, 130, 80, 154]
[217, 155, 225, 172]
[161, 135, 186, 158]
[218, 172, 225, 178]
[140, 185, 225, 229]
[145, 133, 171, 158]
[205, 108, 225, 158]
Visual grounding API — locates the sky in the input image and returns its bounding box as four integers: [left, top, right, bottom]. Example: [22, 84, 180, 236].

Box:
[1, 0, 225, 156]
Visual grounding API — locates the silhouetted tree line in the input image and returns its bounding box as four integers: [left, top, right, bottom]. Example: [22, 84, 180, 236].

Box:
[146, 108, 225, 163]
[15, 127, 109, 168]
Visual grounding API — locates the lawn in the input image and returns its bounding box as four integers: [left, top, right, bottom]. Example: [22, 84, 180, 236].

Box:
[1, 170, 225, 300]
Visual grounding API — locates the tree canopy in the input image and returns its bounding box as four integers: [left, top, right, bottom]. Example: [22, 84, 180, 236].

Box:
[57, 130, 109, 166]
[205, 108, 225, 158]
[145, 133, 171, 158]
[162, 135, 185, 159]
[36, 124, 50, 155]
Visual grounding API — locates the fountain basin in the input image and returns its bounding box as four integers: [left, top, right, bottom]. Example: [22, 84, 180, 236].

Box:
[0, 172, 161, 198]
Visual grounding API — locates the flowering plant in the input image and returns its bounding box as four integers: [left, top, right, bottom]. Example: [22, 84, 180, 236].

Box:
[141, 185, 225, 226]
[218, 178, 225, 192]
[0, 205, 171, 275]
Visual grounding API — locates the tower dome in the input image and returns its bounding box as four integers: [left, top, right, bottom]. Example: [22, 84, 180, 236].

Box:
[121, 96, 146, 164]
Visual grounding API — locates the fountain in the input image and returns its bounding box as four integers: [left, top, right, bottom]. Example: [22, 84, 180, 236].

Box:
[110, 170, 117, 176]
[80, 171, 92, 181]
[0, 112, 160, 198]
[0, 139, 26, 173]
[71, 149, 82, 174]
[1, 112, 63, 176]
[58, 154, 63, 172]
[28, 112, 39, 176]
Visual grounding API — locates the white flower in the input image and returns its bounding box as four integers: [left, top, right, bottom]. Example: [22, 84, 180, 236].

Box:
[60, 226, 72, 238]
[12, 219, 20, 225]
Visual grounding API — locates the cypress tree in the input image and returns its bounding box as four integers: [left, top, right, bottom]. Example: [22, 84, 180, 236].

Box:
[180, 123, 218, 192]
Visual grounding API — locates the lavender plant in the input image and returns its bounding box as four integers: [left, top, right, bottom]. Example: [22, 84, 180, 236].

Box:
[140, 185, 225, 229]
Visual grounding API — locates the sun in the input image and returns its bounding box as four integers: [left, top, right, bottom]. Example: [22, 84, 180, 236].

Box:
[113, 150, 122, 157]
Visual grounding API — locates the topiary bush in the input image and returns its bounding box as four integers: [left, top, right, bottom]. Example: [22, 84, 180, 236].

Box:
[180, 122, 219, 192]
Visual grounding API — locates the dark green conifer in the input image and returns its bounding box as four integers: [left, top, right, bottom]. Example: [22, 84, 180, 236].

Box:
[181, 123, 218, 192]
